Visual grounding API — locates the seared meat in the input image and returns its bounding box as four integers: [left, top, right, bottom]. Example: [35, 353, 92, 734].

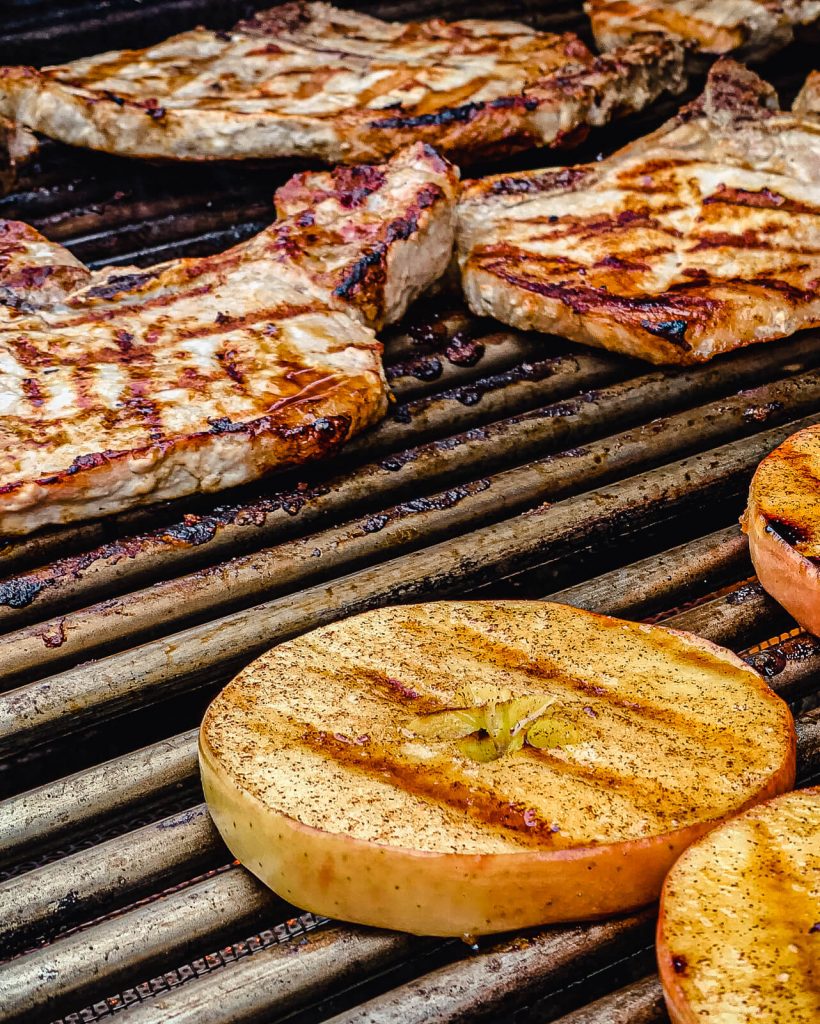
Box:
[457, 62, 820, 366]
[586, 0, 819, 62]
[0, 143, 458, 536]
[794, 69, 820, 118]
[0, 117, 37, 197]
[0, 1, 684, 165]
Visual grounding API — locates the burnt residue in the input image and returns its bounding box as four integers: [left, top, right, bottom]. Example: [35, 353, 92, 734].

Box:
[370, 101, 483, 131]
[640, 318, 689, 346]
[671, 955, 688, 975]
[357, 480, 492, 535]
[445, 332, 485, 367]
[386, 354, 444, 383]
[743, 400, 783, 424]
[725, 582, 763, 606]
[0, 576, 47, 609]
[443, 357, 562, 407]
[85, 271, 158, 299]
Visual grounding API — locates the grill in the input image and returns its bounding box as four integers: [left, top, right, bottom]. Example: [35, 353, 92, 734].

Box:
[1, 3, 819, 1023]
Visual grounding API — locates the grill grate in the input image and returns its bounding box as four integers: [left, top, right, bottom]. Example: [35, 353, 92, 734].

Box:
[0, 3, 819, 1024]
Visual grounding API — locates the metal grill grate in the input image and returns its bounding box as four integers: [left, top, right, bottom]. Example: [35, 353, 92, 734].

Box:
[0, 4, 819, 1023]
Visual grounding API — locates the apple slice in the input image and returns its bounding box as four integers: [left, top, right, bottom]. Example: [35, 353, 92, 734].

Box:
[743, 423, 820, 635]
[199, 601, 795, 937]
[658, 786, 819, 1024]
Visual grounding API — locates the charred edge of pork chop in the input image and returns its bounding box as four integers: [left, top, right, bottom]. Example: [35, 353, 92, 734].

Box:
[0, 3, 685, 165]
[458, 59, 820, 366]
[269, 142, 459, 330]
[584, 0, 800, 63]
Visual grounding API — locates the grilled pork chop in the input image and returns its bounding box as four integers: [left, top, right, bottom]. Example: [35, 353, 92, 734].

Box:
[0, 143, 457, 536]
[0, 117, 36, 197]
[457, 61, 820, 365]
[586, 0, 820, 62]
[0, 2, 685, 165]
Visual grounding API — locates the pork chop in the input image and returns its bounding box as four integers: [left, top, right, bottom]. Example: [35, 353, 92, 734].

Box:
[0, 2, 685, 165]
[0, 117, 37, 197]
[586, 0, 820, 62]
[0, 142, 457, 536]
[457, 61, 820, 366]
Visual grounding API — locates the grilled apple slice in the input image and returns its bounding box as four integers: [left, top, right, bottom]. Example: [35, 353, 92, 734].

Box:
[199, 601, 795, 937]
[658, 786, 819, 1024]
[743, 424, 820, 635]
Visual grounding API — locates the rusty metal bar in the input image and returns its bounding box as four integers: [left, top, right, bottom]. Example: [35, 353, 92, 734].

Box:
[0, 729, 199, 869]
[547, 525, 750, 620]
[0, 869, 283, 1024]
[549, 976, 666, 1024]
[5, 367, 820, 684]
[748, 634, 820, 707]
[1, 412, 817, 757]
[796, 708, 820, 780]
[0, 805, 226, 958]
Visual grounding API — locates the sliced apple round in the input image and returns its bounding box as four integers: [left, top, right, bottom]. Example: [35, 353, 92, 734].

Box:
[658, 786, 819, 1024]
[743, 423, 820, 635]
[199, 601, 795, 937]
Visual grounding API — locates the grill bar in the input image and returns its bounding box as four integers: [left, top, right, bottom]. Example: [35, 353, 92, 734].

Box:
[0, 807, 226, 957]
[124, 912, 657, 1024]
[546, 525, 749, 619]
[0, 730, 199, 869]
[550, 976, 666, 1024]
[0, 870, 284, 1024]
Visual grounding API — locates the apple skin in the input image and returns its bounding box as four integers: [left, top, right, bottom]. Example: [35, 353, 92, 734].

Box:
[199, 730, 794, 938]
[745, 504, 820, 636]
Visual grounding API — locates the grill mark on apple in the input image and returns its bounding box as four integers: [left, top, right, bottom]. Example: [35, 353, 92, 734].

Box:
[743, 815, 818, 995]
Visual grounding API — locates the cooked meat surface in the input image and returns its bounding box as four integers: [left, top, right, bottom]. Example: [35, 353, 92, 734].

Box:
[0, 143, 458, 536]
[457, 61, 820, 366]
[0, 1, 684, 165]
[0, 117, 37, 197]
[586, 0, 820, 62]
[794, 69, 820, 118]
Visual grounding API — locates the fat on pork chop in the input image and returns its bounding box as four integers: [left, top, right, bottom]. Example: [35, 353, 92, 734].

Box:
[586, 0, 820, 62]
[457, 61, 820, 366]
[0, 2, 685, 165]
[0, 142, 458, 536]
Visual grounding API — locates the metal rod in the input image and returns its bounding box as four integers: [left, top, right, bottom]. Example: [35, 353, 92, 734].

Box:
[549, 976, 666, 1024]
[111, 925, 428, 1024]
[0, 869, 284, 1024]
[0, 729, 199, 869]
[0, 805, 226, 957]
[662, 581, 793, 652]
[1, 413, 816, 757]
[322, 912, 656, 1024]
[546, 525, 750, 620]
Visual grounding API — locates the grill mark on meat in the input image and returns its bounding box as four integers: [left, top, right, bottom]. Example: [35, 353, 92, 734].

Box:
[21, 377, 44, 407]
[333, 182, 443, 299]
[84, 271, 160, 300]
[488, 167, 588, 196]
[703, 184, 819, 215]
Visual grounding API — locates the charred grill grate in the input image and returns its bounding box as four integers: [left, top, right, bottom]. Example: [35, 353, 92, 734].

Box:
[0, 3, 819, 1024]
